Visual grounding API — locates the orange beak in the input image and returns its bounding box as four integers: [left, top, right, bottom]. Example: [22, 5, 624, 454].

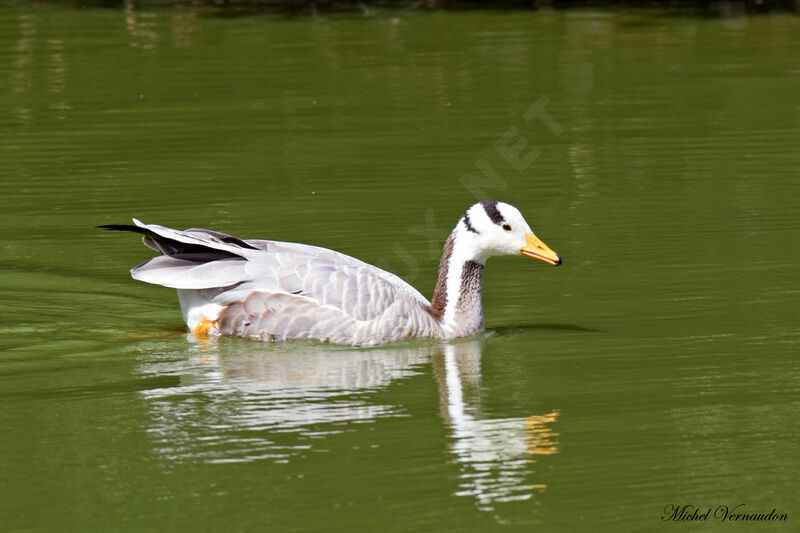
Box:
[521, 233, 562, 266]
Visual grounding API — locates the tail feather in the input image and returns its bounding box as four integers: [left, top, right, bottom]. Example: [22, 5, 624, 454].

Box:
[97, 219, 256, 258]
[131, 256, 249, 289]
[98, 219, 256, 290]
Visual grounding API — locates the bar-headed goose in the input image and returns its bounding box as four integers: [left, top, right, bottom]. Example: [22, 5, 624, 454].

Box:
[100, 201, 561, 346]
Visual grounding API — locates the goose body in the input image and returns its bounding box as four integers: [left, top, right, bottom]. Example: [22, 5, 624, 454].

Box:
[101, 201, 561, 346]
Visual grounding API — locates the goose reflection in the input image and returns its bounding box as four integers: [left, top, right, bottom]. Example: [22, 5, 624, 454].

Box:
[434, 342, 559, 510]
[137, 336, 558, 508]
[138, 337, 433, 463]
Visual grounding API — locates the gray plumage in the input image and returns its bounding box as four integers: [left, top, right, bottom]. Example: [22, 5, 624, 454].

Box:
[100, 202, 561, 346]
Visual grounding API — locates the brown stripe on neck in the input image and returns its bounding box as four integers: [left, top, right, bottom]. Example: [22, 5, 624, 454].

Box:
[428, 233, 454, 321]
[455, 259, 485, 334]
[459, 260, 484, 298]
[457, 260, 484, 310]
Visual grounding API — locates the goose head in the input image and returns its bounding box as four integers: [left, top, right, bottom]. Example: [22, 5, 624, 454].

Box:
[458, 201, 562, 266]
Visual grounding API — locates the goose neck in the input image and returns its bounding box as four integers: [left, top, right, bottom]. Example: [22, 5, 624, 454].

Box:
[430, 231, 486, 337]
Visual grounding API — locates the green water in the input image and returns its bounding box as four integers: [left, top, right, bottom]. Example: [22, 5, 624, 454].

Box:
[2, 5, 799, 531]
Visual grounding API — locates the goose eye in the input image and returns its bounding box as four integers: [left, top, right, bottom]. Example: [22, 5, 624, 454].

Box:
[502, 224, 512, 231]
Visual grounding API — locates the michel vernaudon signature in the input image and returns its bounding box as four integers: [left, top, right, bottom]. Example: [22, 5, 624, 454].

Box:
[662, 504, 789, 522]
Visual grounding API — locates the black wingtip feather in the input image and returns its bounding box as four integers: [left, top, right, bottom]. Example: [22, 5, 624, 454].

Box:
[97, 221, 253, 260]
[96, 224, 144, 232]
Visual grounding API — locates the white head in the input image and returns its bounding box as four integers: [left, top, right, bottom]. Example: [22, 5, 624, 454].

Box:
[456, 201, 561, 266]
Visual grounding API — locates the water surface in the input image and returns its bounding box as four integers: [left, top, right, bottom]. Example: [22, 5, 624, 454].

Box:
[1, 5, 798, 532]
